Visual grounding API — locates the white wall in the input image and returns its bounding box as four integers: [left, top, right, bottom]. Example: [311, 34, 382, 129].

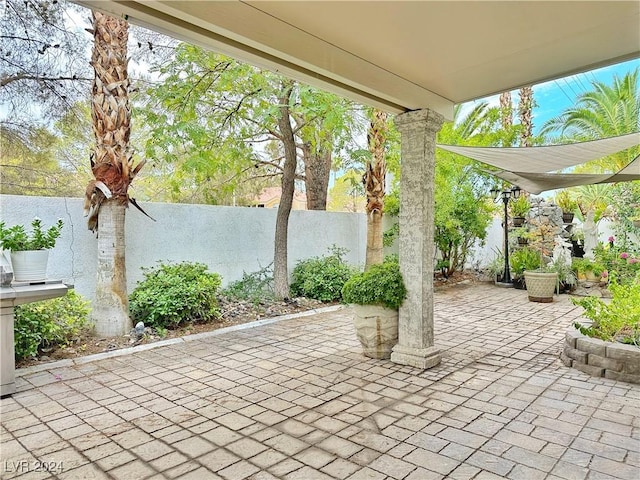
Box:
[0, 195, 372, 302]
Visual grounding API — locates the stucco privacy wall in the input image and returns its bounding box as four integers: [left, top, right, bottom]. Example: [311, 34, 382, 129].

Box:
[0, 195, 371, 302]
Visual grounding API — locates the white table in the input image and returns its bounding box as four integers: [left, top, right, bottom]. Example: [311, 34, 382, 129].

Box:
[1, 281, 69, 397]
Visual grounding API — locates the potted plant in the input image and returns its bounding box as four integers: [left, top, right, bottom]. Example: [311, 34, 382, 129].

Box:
[486, 249, 505, 283]
[509, 195, 530, 227]
[0, 218, 64, 282]
[341, 259, 407, 359]
[555, 190, 578, 223]
[512, 227, 533, 246]
[510, 247, 540, 289]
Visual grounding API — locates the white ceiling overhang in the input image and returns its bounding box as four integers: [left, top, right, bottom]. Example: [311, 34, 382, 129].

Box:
[73, 1, 640, 120]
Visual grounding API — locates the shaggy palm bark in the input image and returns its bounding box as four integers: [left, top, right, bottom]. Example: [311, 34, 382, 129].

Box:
[518, 86, 534, 147]
[364, 109, 388, 269]
[273, 83, 297, 299]
[499, 91, 512, 130]
[86, 11, 142, 336]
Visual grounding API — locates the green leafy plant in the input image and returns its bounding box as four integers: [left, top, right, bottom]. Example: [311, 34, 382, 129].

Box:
[223, 264, 275, 304]
[341, 259, 407, 310]
[509, 195, 531, 218]
[572, 273, 640, 345]
[129, 262, 222, 329]
[14, 291, 92, 360]
[487, 249, 505, 280]
[0, 218, 64, 251]
[510, 247, 541, 277]
[290, 246, 356, 302]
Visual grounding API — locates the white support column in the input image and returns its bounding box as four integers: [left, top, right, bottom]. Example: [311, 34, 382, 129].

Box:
[390, 109, 444, 370]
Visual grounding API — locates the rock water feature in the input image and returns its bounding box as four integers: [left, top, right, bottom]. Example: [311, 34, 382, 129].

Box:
[524, 198, 570, 259]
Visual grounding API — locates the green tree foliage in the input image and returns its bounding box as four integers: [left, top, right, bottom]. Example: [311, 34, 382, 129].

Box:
[433, 104, 499, 275]
[0, 125, 84, 196]
[139, 43, 357, 206]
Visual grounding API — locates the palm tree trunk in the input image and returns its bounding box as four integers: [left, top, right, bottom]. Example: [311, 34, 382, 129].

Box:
[88, 11, 135, 335]
[94, 200, 130, 336]
[364, 109, 388, 269]
[499, 91, 512, 130]
[273, 82, 296, 299]
[519, 86, 534, 147]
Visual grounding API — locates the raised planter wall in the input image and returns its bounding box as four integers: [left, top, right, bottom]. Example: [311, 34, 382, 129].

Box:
[562, 326, 640, 384]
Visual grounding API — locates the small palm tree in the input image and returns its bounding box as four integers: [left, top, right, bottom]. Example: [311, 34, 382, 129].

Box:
[364, 109, 388, 268]
[86, 11, 145, 336]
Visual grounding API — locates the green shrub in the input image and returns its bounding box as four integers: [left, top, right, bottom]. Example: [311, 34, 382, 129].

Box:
[572, 273, 640, 345]
[290, 246, 355, 302]
[223, 264, 275, 304]
[341, 259, 407, 310]
[14, 291, 91, 360]
[129, 262, 221, 329]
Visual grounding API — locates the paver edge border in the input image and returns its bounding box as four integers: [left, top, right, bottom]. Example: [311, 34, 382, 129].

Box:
[16, 304, 345, 376]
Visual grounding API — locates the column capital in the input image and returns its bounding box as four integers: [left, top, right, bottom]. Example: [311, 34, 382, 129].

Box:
[394, 108, 445, 133]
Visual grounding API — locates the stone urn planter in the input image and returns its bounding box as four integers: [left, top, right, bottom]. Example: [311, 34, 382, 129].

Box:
[351, 304, 398, 359]
[341, 260, 407, 360]
[524, 270, 558, 303]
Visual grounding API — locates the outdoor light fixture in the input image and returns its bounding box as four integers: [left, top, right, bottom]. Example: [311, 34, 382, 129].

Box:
[490, 185, 522, 287]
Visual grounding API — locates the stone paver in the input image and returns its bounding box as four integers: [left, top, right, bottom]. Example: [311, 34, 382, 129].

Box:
[2, 284, 639, 479]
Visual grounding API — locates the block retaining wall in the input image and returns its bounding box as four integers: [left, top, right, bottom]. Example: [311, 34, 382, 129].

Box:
[561, 326, 640, 384]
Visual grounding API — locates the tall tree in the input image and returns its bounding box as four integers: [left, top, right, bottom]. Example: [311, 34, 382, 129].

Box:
[499, 92, 512, 131]
[1, 0, 92, 137]
[86, 11, 144, 336]
[141, 44, 358, 297]
[434, 103, 503, 275]
[518, 86, 534, 147]
[364, 109, 389, 268]
[274, 81, 298, 298]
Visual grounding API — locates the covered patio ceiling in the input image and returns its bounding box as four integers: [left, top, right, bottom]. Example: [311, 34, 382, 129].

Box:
[75, 1, 640, 120]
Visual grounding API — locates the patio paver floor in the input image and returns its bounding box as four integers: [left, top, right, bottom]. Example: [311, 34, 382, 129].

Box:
[1, 283, 639, 479]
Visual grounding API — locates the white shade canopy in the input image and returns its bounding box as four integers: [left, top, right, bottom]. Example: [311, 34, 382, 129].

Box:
[437, 133, 640, 173]
[437, 133, 640, 194]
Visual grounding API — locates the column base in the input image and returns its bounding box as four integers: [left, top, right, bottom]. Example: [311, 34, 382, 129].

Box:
[391, 344, 441, 370]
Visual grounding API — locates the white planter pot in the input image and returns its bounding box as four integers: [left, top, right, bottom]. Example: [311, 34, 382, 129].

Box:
[524, 270, 558, 303]
[351, 304, 398, 359]
[10, 250, 49, 282]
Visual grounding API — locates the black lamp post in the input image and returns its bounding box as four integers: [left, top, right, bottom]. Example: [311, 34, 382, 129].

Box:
[490, 185, 522, 287]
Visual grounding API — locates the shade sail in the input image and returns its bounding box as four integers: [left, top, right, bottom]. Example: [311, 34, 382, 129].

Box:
[437, 132, 640, 173]
[438, 133, 640, 193]
[485, 157, 640, 194]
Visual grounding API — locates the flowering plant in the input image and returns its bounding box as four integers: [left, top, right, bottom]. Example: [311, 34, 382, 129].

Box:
[0, 218, 64, 251]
